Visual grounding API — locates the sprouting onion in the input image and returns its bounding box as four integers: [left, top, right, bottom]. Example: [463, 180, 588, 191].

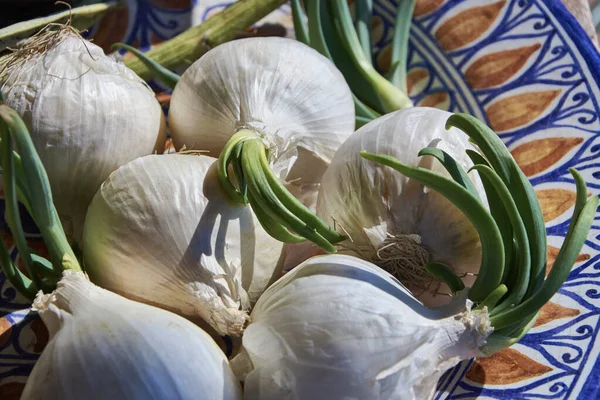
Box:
[234, 114, 595, 400]
[292, 0, 414, 126]
[316, 108, 486, 306]
[360, 113, 597, 350]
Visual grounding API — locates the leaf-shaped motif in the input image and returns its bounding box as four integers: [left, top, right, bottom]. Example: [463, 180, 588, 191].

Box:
[414, 0, 444, 17]
[30, 318, 49, 353]
[418, 92, 449, 109]
[534, 302, 579, 327]
[0, 317, 11, 347]
[537, 189, 577, 223]
[487, 90, 560, 132]
[371, 15, 385, 46]
[407, 69, 429, 95]
[435, 2, 506, 51]
[546, 245, 590, 275]
[466, 44, 541, 89]
[376, 44, 392, 73]
[511, 137, 583, 177]
[0, 383, 25, 400]
[466, 348, 552, 385]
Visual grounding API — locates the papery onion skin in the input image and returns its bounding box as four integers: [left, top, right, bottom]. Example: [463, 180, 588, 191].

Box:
[317, 107, 486, 305]
[82, 154, 284, 336]
[2, 34, 166, 240]
[21, 271, 242, 400]
[168, 36, 354, 184]
[234, 254, 490, 400]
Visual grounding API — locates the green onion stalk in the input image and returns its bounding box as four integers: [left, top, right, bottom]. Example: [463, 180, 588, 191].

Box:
[0, 96, 81, 299]
[292, 0, 415, 127]
[361, 113, 597, 352]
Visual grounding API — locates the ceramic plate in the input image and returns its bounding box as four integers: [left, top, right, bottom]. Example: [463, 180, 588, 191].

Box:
[1, 1, 600, 398]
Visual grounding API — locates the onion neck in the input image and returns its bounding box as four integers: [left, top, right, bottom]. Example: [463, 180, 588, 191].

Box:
[439, 306, 491, 361]
[217, 128, 345, 252]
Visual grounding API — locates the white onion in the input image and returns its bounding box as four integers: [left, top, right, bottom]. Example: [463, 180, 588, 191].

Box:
[82, 154, 284, 336]
[233, 254, 490, 400]
[317, 107, 486, 305]
[168, 36, 354, 197]
[2, 32, 166, 240]
[21, 271, 242, 400]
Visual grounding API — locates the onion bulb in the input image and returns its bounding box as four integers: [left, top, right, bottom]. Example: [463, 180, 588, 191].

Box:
[168, 37, 354, 251]
[22, 271, 242, 400]
[233, 254, 491, 400]
[1, 29, 166, 240]
[82, 154, 284, 336]
[316, 107, 486, 306]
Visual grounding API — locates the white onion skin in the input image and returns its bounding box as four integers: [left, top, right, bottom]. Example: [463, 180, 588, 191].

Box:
[317, 108, 486, 306]
[82, 154, 284, 336]
[2, 34, 166, 240]
[21, 271, 242, 400]
[235, 255, 488, 400]
[168, 37, 354, 183]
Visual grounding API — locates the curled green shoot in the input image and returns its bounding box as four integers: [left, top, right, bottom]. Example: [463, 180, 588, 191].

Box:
[482, 313, 538, 356]
[447, 114, 547, 300]
[477, 284, 508, 311]
[111, 43, 180, 90]
[361, 113, 596, 355]
[247, 191, 305, 244]
[218, 130, 254, 205]
[471, 164, 529, 315]
[359, 150, 504, 301]
[489, 169, 596, 330]
[218, 129, 344, 252]
[303, 0, 381, 124]
[0, 104, 81, 298]
[466, 149, 515, 286]
[418, 147, 480, 201]
[425, 262, 465, 293]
